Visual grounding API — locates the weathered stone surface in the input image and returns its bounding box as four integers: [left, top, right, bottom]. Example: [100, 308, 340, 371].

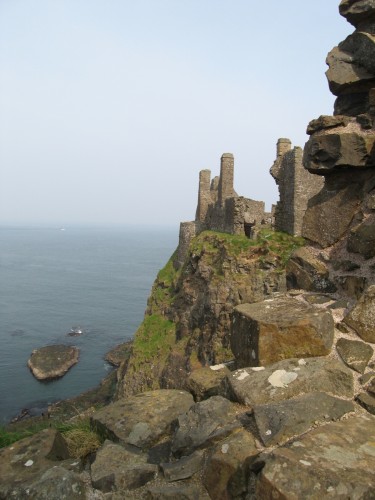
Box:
[145, 483, 208, 499]
[90, 440, 155, 492]
[171, 396, 241, 457]
[369, 377, 375, 394]
[0, 429, 70, 498]
[255, 415, 375, 499]
[302, 172, 365, 247]
[253, 392, 354, 447]
[336, 337, 373, 373]
[286, 247, 336, 292]
[347, 217, 375, 258]
[339, 0, 375, 28]
[186, 365, 231, 402]
[27, 344, 79, 380]
[304, 131, 375, 174]
[91, 389, 194, 449]
[231, 296, 334, 368]
[306, 115, 350, 135]
[360, 371, 375, 386]
[26, 466, 86, 499]
[226, 357, 353, 407]
[344, 284, 375, 342]
[202, 429, 258, 500]
[332, 259, 361, 271]
[334, 91, 370, 116]
[356, 392, 375, 414]
[161, 450, 204, 482]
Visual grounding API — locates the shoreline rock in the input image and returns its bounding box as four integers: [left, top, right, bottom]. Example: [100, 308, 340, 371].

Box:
[27, 344, 79, 381]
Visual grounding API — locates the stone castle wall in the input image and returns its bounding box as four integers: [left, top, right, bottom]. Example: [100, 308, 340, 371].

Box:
[271, 138, 324, 236]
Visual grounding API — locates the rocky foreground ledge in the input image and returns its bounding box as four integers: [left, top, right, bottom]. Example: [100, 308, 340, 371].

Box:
[27, 345, 79, 381]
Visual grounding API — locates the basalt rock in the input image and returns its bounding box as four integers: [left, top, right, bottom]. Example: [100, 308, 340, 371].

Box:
[231, 296, 334, 367]
[286, 246, 336, 292]
[347, 215, 375, 258]
[336, 337, 374, 373]
[344, 284, 375, 342]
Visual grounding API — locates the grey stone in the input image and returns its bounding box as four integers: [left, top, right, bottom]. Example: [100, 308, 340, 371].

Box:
[356, 392, 375, 414]
[253, 392, 354, 446]
[91, 389, 194, 449]
[0, 429, 70, 498]
[171, 396, 241, 457]
[286, 247, 336, 292]
[332, 259, 361, 271]
[303, 293, 333, 305]
[231, 296, 334, 368]
[360, 371, 375, 386]
[336, 337, 373, 373]
[186, 366, 231, 402]
[90, 441, 155, 492]
[344, 284, 375, 342]
[255, 415, 375, 499]
[161, 450, 204, 482]
[202, 429, 258, 500]
[334, 91, 370, 116]
[347, 217, 375, 258]
[27, 344, 79, 380]
[369, 377, 375, 395]
[26, 466, 86, 499]
[226, 357, 353, 407]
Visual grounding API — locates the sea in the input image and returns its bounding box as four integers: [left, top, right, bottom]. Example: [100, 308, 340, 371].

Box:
[0, 225, 178, 424]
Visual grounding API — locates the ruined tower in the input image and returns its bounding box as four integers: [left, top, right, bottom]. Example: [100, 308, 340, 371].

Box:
[218, 153, 235, 207]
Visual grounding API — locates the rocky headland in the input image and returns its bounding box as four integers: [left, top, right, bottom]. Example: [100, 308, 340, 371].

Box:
[2, 1, 375, 498]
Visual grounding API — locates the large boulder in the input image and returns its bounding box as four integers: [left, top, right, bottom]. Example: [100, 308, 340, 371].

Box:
[339, 0, 375, 29]
[91, 440, 157, 492]
[347, 216, 375, 258]
[171, 396, 242, 457]
[27, 345, 79, 380]
[186, 365, 231, 402]
[231, 296, 334, 368]
[91, 389, 194, 449]
[202, 429, 259, 500]
[344, 284, 375, 342]
[254, 415, 375, 499]
[226, 357, 353, 407]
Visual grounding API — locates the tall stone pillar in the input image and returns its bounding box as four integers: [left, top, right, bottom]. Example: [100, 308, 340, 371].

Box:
[195, 169, 211, 223]
[218, 153, 234, 207]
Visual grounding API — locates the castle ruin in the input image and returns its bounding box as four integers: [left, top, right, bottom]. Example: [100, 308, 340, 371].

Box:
[270, 138, 324, 236]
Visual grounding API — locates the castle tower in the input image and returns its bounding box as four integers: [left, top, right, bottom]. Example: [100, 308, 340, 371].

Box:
[218, 153, 234, 207]
[195, 169, 211, 223]
[276, 138, 292, 158]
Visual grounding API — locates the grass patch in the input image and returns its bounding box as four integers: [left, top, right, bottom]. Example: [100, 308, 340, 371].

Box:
[132, 314, 176, 362]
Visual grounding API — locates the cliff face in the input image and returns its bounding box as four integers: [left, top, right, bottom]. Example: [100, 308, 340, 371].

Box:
[116, 230, 303, 398]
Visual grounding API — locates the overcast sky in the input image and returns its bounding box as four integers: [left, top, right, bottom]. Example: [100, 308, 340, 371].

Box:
[0, 1, 351, 228]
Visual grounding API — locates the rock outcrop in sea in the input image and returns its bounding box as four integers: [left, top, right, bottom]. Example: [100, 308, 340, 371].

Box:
[2, 1, 375, 498]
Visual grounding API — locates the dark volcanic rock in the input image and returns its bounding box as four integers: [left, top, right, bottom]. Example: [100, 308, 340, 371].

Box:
[161, 450, 204, 482]
[306, 115, 350, 135]
[171, 396, 241, 457]
[28, 345, 79, 380]
[202, 429, 259, 500]
[253, 392, 354, 446]
[339, 0, 375, 28]
[255, 415, 375, 499]
[226, 357, 353, 407]
[104, 340, 133, 367]
[336, 337, 373, 373]
[356, 392, 375, 414]
[187, 365, 231, 401]
[91, 389, 194, 449]
[25, 466, 85, 499]
[231, 296, 334, 368]
[347, 216, 375, 258]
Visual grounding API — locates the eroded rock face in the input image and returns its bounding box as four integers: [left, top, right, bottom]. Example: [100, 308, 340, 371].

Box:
[336, 337, 374, 373]
[254, 415, 375, 499]
[27, 345, 79, 380]
[339, 0, 375, 29]
[231, 296, 334, 367]
[344, 284, 375, 342]
[286, 247, 336, 291]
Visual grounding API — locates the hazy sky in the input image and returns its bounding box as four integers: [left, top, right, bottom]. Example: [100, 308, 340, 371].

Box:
[0, 1, 351, 227]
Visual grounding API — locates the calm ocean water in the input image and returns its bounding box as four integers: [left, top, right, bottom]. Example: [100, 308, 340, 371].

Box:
[0, 226, 178, 424]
